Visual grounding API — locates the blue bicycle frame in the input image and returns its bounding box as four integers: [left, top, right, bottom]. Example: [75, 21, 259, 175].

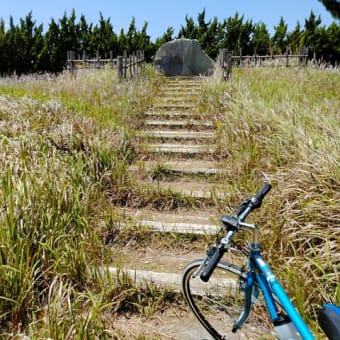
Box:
[195, 184, 334, 339]
[232, 239, 315, 339]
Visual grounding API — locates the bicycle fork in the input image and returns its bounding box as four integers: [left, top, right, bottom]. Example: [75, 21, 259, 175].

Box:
[232, 271, 256, 332]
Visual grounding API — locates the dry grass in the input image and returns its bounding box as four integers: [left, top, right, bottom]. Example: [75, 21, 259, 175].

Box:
[0, 67, 172, 337]
[203, 67, 339, 332]
[0, 66, 338, 337]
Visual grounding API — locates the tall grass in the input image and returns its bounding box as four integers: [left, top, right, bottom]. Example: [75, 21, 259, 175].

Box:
[0, 66, 338, 337]
[203, 67, 339, 332]
[0, 68, 171, 337]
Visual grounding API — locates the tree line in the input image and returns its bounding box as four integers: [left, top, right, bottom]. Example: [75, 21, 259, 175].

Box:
[0, 9, 339, 75]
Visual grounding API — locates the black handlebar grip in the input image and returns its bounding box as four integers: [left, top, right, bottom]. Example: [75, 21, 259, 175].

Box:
[257, 183, 272, 199]
[200, 247, 225, 282]
[252, 183, 272, 208]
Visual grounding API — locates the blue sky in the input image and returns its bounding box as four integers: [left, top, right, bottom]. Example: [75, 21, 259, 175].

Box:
[0, 0, 337, 41]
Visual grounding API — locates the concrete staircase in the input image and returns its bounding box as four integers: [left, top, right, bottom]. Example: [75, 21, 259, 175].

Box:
[110, 77, 233, 339]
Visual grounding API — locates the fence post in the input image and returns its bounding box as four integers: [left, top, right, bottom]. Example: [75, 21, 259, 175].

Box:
[123, 51, 127, 78]
[67, 51, 77, 74]
[110, 50, 113, 68]
[129, 54, 132, 78]
[219, 49, 232, 81]
[136, 50, 140, 76]
[304, 46, 309, 67]
[133, 53, 137, 77]
[67, 51, 70, 69]
[96, 51, 100, 69]
[285, 46, 289, 67]
[141, 50, 145, 73]
[239, 48, 243, 67]
[117, 56, 123, 79]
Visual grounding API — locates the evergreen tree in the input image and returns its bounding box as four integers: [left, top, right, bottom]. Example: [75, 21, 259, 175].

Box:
[43, 18, 64, 72]
[78, 14, 93, 56]
[323, 22, 340, 63]
[5, 16, 20, 74]
[15, 12, 44, 74]
[135, 22, 153, 60]
[154, 27, 174, 51]
[196, 8, 211, 48]
[0, 19, 6, 74]
[287, 22, 302, 53]
[223, 13, 253, 55]
[203, 17, 225, 59]
[178, 15, 198, 39]
[126, 17, 138, 53]
[118, 28, 127, 54]
[318, 0, 340, 19]
[59, 10, 80, 55]
[252, 22, 270, 55]
[90, 13, 118, 57]
[271, 17, 288, 53]
[301, 11, 322, 56]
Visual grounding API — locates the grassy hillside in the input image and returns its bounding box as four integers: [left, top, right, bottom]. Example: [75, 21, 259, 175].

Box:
[207, 67, 339, 327]
[0, 66, 339, 338]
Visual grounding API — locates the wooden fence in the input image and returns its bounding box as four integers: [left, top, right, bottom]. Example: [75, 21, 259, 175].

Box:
[219, 46, 309, 81]
[67, 50, 145, 79]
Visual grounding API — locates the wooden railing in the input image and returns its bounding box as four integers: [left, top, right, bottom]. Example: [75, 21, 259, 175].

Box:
[219, 47, 309, 81]
[66, 50, 145, 79]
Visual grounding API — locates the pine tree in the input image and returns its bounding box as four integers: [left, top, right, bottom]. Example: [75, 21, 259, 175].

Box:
[252, 22, 270, 55]
[203, 17, 225, 59]
[223, 13, 253, 55]
[0, 19, 6, 74]
[15, 12, 44, 74]
[178, 15, 198, 39]
[154, 27, 174, 51]
[287, 22, 302, 53]
[318, 0, 340, 19]
[301, 11, 322, 56]
[271, 17, 288, 54]
[78, 14, 93, 56]
[90, 13, 118, 57]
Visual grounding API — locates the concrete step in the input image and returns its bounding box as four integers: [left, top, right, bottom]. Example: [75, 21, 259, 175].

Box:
[144, 111, 202, 119]
[144, 143, 216, 155]
[104, 267, 236, 297]
[131, 160, 225, 177]
[137, 179, 229, 200]
[119, 207, 220, 227]
[156, 96, 198, 104]
[154, 181, 228, 199]
[134, 220, 220, 235]
[160, 89, 201, 96]
[144, 119, 213, 129]
[152, 103, 197, 111]
[106, 267, 181, 290]
[165, 80, 204, 87]
[137, 130, 215, 141]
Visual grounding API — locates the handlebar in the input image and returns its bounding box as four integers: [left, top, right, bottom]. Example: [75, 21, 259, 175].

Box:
[200, 230, 235, 282]
[200, 183, 271, 282]
[200, 245, 225, 282]
[236, 183, 272, 221]
[251, 183, 272, 208]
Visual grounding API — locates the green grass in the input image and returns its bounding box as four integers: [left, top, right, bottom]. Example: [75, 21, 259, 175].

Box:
[205, 67, 339, 333]
[0, 66, 339, 337]
[0, 67, 173, 337]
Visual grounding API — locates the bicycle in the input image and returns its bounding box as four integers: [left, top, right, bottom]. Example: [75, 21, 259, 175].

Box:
[181, 183, 340, 339]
